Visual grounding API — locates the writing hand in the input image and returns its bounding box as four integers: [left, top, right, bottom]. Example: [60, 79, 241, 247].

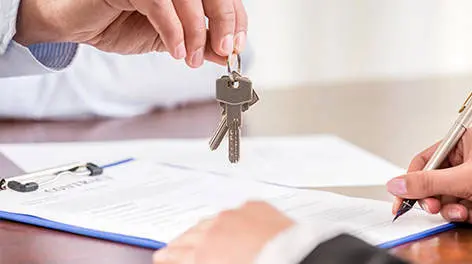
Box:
[388, 129, 472, 223]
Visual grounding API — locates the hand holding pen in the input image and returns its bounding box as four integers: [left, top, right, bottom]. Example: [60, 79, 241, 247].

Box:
[388, 91, 472, 223]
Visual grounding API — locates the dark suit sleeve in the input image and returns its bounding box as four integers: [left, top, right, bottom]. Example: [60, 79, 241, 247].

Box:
[299, 234, 409, 264]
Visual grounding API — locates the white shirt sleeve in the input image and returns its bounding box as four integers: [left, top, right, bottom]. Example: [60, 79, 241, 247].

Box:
[0, 0, 19, 54]
[0, 0, 77, 77]
[254, 222, 348, 264]
[0, 45, 227, 119]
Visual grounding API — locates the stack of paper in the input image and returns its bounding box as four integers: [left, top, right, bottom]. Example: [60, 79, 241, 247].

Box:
[0, 135, 404, 188]
[0, 159, 451, 249]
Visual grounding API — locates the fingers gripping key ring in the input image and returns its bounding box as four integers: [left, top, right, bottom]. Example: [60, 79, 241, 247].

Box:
[226, 54, 242, 82]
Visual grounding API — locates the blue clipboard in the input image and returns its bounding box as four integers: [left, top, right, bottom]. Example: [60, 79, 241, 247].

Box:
[0, 158, 457, 250]
[0, 157, 166, 249]
[377, 222, 457, 248]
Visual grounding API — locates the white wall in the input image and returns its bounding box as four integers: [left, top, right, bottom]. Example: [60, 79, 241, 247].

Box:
[246, 1, 472, 89]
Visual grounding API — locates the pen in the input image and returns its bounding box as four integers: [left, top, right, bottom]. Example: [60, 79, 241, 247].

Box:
[393, 91, 472, 222]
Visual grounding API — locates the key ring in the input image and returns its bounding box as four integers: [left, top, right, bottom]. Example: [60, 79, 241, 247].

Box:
[226, 54, 242, 82]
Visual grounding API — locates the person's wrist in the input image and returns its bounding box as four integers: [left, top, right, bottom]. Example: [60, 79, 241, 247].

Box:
[13, 0, 68, 46]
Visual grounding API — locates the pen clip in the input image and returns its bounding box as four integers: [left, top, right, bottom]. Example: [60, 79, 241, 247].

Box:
[459, 92, 472, 113]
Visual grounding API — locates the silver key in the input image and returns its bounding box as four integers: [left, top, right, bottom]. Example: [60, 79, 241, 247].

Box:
[216, 74, 253, 163]
[209, 91, 259, 150]
[209, 113, 227, 151]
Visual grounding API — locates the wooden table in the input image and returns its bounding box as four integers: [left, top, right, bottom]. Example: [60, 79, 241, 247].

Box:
[2, 76, 472, 263]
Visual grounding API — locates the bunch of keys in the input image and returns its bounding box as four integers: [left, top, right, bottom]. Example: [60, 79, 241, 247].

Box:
[209, 54, 259, 163]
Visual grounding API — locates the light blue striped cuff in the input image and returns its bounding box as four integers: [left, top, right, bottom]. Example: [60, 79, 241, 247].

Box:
[28, 42, 78, 70]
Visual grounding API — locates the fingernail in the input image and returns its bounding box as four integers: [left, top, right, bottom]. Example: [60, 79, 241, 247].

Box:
[234, 32, 246, 53]
[190, 47, 204, 67]
[174, 42, 186, 59]
[419, 201, 431, 213]
[448, 210, 463, 221]
[387, 178, 407, 195]
[221, 34, 234, 55]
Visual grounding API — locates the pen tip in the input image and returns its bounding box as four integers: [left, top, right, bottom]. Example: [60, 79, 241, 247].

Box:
[392, 214, 400, 223]
[392, 206, 409, 223]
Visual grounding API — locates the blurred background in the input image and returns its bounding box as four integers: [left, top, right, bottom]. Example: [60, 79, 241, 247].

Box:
[246, 0, 472, 88]
[243, 0, 472, 168]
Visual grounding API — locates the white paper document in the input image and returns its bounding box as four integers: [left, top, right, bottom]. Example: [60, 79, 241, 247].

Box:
[0, 135, 404, 187]
[0, 160, 447, 247]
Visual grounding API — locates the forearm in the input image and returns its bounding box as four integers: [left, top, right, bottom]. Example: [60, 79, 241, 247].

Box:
[300, 234, 408, 264]
[255, 223, 408, 264]
[0, 0, 77, 77]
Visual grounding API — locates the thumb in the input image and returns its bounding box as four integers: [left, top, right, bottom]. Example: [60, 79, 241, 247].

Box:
[386, 164, 472, 199]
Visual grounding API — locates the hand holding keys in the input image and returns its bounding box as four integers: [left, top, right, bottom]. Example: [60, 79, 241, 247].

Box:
[209, 54, 259, 163]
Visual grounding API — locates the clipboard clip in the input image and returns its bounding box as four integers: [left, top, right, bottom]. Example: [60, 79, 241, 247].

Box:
[0, 162, 103, 193]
